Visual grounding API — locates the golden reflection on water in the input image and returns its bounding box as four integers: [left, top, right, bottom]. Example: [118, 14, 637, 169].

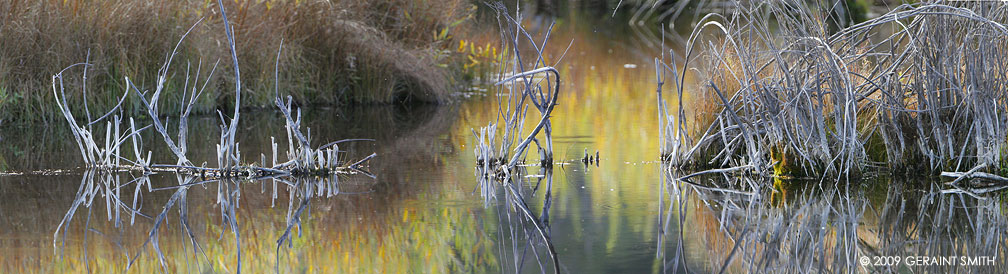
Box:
[3, 9, 1006, 274]
[2, 174, 498, 273]
[1, 13, 687, 272]
[449, 14, 692, 272]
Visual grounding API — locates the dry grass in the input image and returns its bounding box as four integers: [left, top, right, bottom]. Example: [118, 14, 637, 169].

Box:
[660, 1, 1008, 178]
[0, 0, 474, 125]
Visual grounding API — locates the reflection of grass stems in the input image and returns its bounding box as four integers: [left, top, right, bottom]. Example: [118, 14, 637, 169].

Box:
[665, 172, 1008, 272]
[37, 174, 496, 272]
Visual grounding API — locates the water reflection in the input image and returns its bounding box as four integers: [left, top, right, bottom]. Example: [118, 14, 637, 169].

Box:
[53, 168, 365, 272]
[1, 104, 502, 272]
[478, 163, 559, 273]
[3, 4, 1008, 273]
[660, 166, 1008, 273]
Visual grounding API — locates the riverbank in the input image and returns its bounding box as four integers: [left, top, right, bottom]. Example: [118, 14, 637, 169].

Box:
[0, 0, 475, 125]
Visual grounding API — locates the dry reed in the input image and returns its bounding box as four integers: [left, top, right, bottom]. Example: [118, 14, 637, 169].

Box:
[658, 1, 1008, 181]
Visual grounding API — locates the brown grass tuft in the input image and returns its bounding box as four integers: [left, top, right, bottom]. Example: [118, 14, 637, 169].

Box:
[0, 0, 473, 124]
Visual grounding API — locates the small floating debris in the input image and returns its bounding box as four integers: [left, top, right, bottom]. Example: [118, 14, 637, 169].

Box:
[941, 169, 1008, 192]
[623, 64, 637, 69]
[581, 149, 600, 166]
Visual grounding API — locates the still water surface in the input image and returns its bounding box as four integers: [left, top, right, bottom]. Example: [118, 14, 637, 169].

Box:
[1, 13, 1006, 273]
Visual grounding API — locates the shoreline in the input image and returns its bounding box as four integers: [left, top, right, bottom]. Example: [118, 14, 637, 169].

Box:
[0, 0, 476, 125]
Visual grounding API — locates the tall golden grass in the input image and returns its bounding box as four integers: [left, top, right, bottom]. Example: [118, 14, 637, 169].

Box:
[0, 0, 474, 124]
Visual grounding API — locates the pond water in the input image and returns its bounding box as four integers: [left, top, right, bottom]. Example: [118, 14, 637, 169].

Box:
[2, 9, 1007, 274]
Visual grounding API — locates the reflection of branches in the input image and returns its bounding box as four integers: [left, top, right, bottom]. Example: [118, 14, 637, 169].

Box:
[479, 164, 559, 273]
[54, 170, 152, 256]
[658, 163, 1008, 273]
[275, 175, 345, 269]
[55, 168, 369, 272]
[657, 167, 695, 273]
[660, 170, 866, 273]
[128, 176, 198, 271]
[868, 183, 1008, 273]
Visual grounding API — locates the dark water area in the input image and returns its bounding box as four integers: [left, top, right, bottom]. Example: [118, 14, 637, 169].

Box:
[2, 6, 1007, 274]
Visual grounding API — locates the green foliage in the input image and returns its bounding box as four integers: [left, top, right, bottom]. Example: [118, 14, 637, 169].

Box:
[845, 0, 871, 25]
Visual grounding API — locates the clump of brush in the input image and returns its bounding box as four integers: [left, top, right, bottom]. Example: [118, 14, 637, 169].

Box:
[474, 2, 563, 179]
[52, 12, 374, 181]
[51, 1, 376, 272]
[471, 3, 565, 273]
[658, 1, 1008, 182]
